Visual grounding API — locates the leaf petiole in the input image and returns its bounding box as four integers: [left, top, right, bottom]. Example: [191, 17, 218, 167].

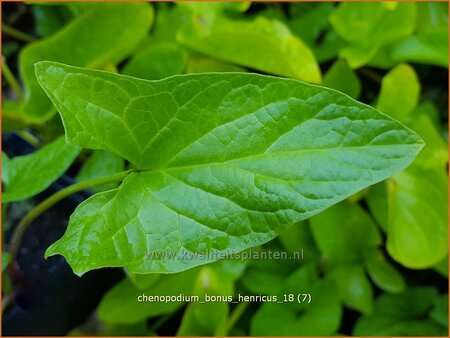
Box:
[2, 23, 35, 43]
[225, 301, 249, 335]
[7, 169, 133, 263]
[2, 56, 24, 100]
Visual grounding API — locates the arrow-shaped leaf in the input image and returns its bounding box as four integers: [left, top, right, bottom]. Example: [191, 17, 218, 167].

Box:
[35, 61, 423, 274]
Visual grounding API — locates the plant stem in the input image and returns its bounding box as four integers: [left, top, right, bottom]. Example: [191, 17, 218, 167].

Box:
[8, 170, 133, 261]
[225, 301, 249, 334]
[17, 130, 40, 147]
[2, 57, 23, 100]
[2, 23, 35, 42]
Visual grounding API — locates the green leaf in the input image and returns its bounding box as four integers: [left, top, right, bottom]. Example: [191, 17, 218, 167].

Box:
[36, 62, 423, 274]
[251, 276, 341, 336]
[241, 245, 300, 295]
[392, 33, 448, 68]
[2, 100, 28, 132]
[387, 115, 448, 268]
[179, 2, 250, 14]
[284, 263, 319, 296]
[2, 152, 14, 186]
[323, 59, 361, 99]
[76, 150, 125, 192]
[330, 265, 373, 314]
[288, 3, 334, 46]
[177, 266, 231, 336]
[376, 64, 421, 122]
[310, 201, 381, 268]
[331, 3, 417, 68]
[99, 322, 150, 337]
[353, 287, 444, 336]
[2, 252, 12, 272]
[3, 136, 81, 203]
[430, 294, 448, 327]
[366, 182, 388, 232]
[125, 270, 159, 290]
[411, 115, 448, 169]
[186, 56, 246, 73]
[278, 221, 320, 263]
[32, 4, 73, 38]
[20, 3, 154, 123]
[433, 256, 448, 278]
[392, 3, 448, 68]
[330, 3, 386, 46]
[339, 45, 378, 69]
[367, 45, 397, 69]
[98, 268, 198, 324]
[177, 6, 321, 82]
[411, 101, 441, 130]
[354, 317, 445, 336]
[365, 249, 405, 293]
[151, 4, 190, 44]
[312, 29, 347, 63]
[122, 41, 188, 80]
[387, 167, 448, 268]
[376, 287, 438, 319]
[210, 259, 247, 282]
[62, 2, 142, 16]
[415, 3, 448, 34]
[242, 268, 285, 295]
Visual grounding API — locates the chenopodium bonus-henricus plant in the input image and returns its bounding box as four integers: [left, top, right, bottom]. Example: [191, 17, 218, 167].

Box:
[34, 61, 424, 275]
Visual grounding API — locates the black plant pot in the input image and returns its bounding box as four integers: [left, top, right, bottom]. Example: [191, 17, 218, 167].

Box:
[2, 134, 124, 336]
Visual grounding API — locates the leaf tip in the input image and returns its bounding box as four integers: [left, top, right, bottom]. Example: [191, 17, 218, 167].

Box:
[44, 243, 58, 260]
[45, 243, 86, 277]
[34, 61, 67, 85]
[33, 60, 51, 75]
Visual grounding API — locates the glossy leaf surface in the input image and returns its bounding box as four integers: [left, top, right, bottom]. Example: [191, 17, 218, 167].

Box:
[36, 62, 423, 274]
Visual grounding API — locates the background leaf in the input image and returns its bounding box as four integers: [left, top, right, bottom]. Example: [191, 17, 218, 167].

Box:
[251, 275, 341, 336]
[122, 40, 188, 80]
[177, 4, 321, 82]
[19, 3, 154, 122]
[376, 63, 421, 122]
[386, 115, 448, 268]
[98, 268, 198, 324]
[177, 266, 231, 336]
[353, 287, 446, 336]
[323, 59, 361, 99]
[3, 136, 80, 203]
[2, 252, 12, 272]
[365, 249, 405, 293]
[331, 3, 417, 68]
[330, 265, 374, 314]
[76, 150, 125, 193]
[310, 201, 381, 268]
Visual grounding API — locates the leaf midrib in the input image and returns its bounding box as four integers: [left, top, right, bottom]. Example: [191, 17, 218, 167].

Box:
[135, 143, 421, 172]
